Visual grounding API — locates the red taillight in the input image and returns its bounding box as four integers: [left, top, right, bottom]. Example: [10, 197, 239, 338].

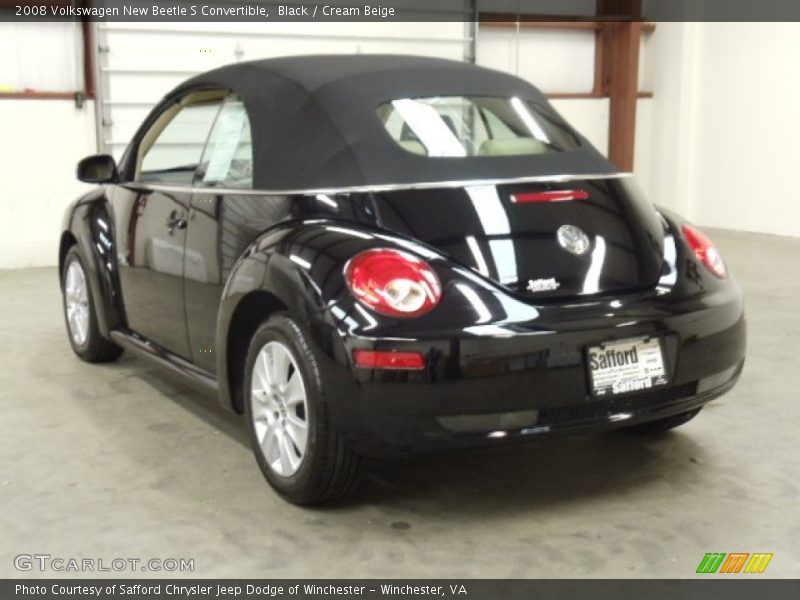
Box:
[344, 248, 441, 318]
[511, 189, 589, 204]
[353, 349, 426, 370]
[682, 224, 727, 278]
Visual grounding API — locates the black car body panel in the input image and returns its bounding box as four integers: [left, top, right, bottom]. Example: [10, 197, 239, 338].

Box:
[371, 178, 666, 300]
[60, 55, 746, 459]
[60, 188, 126, 336]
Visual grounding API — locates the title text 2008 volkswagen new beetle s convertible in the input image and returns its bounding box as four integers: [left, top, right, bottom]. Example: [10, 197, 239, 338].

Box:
[60, 56, 746, 504]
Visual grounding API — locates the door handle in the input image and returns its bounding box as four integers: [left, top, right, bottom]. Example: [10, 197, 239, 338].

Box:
[166, 210, 187, 235]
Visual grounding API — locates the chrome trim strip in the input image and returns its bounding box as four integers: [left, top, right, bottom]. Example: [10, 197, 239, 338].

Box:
[122, 172, 631, 197]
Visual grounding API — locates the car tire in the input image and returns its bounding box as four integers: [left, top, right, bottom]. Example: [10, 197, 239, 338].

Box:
[61, 246, 123, 363]
[625, 407, 703, 434]
[244, 315, 362, 505]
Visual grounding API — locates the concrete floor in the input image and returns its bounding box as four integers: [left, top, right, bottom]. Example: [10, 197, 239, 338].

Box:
[1, 228, 799, 579]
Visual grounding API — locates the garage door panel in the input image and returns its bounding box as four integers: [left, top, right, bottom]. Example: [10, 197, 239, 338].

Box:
[106, 72, 196, 104]
[477, 27, 595, 93]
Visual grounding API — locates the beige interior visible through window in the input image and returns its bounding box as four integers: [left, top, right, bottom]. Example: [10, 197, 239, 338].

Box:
[377, 96, 580, 158]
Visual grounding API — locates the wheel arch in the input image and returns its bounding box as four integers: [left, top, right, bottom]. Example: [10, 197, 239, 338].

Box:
[58, 231, 78, 288]
[59, 192, 125, 336]
[214, 220, 392, 414]
[215, 245, 332, 414]
[223, 289, 289, 414]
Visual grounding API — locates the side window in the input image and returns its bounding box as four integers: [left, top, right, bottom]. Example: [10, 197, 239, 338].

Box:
[138, 97, 222, 185]
[198, 96, 253, 189]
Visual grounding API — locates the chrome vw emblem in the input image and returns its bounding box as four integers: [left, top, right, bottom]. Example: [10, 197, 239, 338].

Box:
[557, 225, 591, 256]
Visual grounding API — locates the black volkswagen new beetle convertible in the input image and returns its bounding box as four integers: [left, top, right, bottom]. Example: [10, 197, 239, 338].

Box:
[60, 55, 745, 504]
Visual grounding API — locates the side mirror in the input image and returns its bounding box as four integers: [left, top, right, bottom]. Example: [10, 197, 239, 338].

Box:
[77, 154, 118, 184]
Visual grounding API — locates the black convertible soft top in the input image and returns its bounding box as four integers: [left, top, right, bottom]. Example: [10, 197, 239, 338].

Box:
[170, 54, 618, 191]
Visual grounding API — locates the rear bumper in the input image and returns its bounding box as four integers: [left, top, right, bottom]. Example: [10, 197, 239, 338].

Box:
[425, 362, 741, 450]
[319, 286, 746, 457]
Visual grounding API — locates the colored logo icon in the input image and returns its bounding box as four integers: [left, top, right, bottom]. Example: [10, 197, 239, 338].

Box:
[696, 553, 773, 574]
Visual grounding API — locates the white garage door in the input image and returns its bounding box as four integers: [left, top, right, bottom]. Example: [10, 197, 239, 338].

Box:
[94, 20, 474, 158]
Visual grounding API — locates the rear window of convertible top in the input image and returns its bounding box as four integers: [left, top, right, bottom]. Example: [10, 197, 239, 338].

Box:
[376, 96, 581, 158]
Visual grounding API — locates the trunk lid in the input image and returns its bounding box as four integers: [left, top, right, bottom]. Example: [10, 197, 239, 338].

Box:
[371, 177, 665, 300]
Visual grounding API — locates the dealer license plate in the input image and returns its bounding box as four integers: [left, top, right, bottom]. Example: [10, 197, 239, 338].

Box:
[587, 337, 668, 397]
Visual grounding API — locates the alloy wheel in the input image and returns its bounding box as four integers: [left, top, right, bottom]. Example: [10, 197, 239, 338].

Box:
[250, 341, 309, 477]
[65, 260, 90, 347]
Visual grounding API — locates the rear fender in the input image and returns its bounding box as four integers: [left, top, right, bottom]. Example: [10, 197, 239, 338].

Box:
[215, 221, 383, 411]
[655, 206, 739, 296]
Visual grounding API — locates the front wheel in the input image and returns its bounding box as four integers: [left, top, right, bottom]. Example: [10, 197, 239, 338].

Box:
[61, 246, 122, 363]
[244, 315, 362, 505]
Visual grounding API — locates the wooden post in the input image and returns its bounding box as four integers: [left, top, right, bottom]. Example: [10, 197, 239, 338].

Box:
[597, 0, 643, 171]
[606, 21, 642, 170]
[81, 18, 96, 100]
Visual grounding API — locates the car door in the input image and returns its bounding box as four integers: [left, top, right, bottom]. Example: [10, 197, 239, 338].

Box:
[111, 91, 224, 359]
[183, 95, 292, 373]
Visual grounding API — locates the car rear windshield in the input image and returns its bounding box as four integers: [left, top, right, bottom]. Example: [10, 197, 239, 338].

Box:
[376, 96, 581, 158]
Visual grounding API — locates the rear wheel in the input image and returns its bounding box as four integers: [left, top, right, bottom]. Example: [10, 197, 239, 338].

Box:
[244, 315, 362, 505]
[626, 407, 703, 434]
[61, 246, 123, 363]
